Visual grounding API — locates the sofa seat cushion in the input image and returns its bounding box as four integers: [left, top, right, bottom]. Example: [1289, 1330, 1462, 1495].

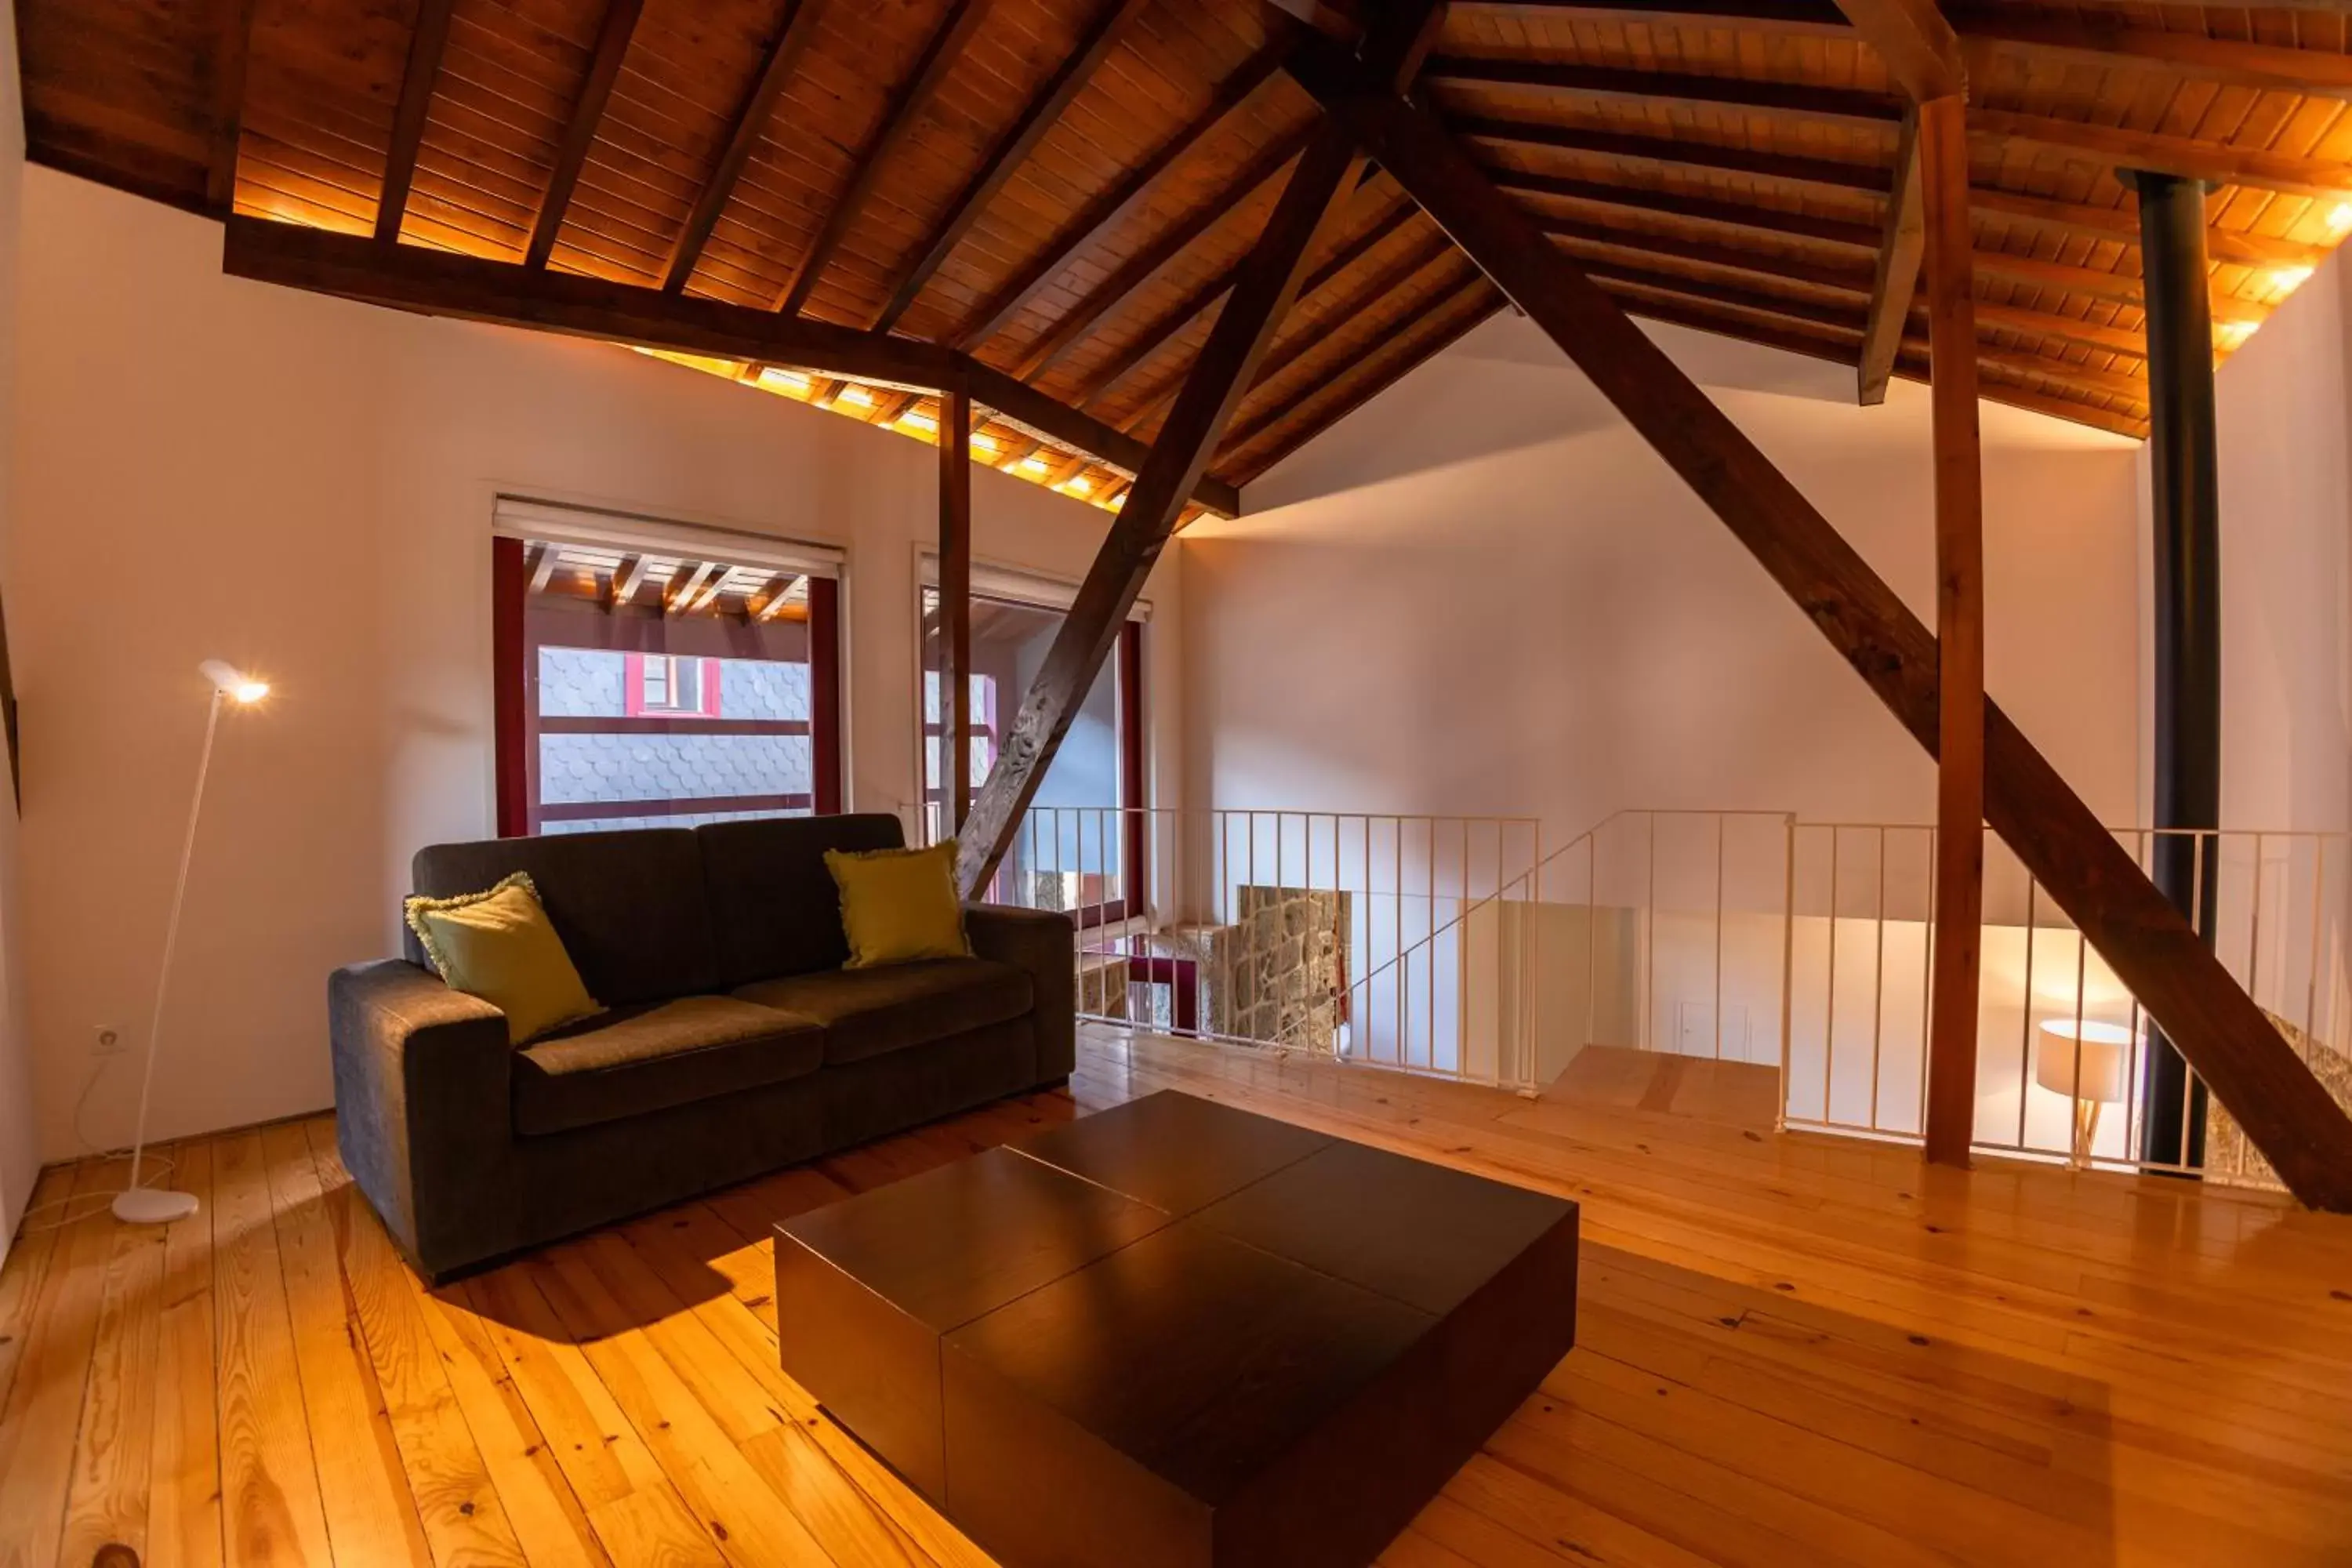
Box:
[732, 959, 1033, 1067]
[514, 996, 822, 1136]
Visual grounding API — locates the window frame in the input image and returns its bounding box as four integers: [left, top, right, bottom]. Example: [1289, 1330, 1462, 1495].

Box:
[492, 535, 842, 837]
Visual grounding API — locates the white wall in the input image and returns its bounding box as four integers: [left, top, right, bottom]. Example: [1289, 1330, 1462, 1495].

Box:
[1189, 312, 2145, 840]
[0, 0, 38, 1249]
[9, 167, 1180, 1163]
[2212, 249, 2352, 835]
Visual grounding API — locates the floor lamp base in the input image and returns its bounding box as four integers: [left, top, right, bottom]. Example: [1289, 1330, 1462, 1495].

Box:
[113, 1187, 200, 1225]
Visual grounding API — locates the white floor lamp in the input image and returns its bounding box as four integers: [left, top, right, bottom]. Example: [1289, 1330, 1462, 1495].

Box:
[114, 659, 270, 1225]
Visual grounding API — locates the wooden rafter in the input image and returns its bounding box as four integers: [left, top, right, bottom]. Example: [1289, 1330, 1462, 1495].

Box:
[205, 0, 260, 212]
[1220, 268, 1494, 465]
[666, 560, 717, 613]
[1970, 110, 2352, 204]
[1860, 111, 1926, 405]
[749, 573, 801, 622]
[1126, 229, 1457, 437]
[959, 121, 1371, 896]
[526, 544, 557, 593]
[220, 216, 1241, 517]
[526, 0, 645, 270]
[612, 554, 650, 607]
[1080, 192, 1416, 408]
[1426, 56, 1901, 128]
[664, 0, 822, 294]
[1016, 124, 1320, 379]
[1289, 32, 2352, 1210]
[874, 0, 1155, 332]
[778, 0, 992, 318]
[1454, 113, 1893, 197]
[954, 38, 1291, 350]
[1226, 283, 1508, 485]
[375, 0, 454, 245]
[1494, 169, 1881, 252]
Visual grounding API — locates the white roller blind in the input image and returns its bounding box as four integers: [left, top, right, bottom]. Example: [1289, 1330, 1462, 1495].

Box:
[494, 496, 845, 579]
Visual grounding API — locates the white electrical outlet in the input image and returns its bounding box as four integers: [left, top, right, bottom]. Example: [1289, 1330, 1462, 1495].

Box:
[93, 1026, 124, 1056]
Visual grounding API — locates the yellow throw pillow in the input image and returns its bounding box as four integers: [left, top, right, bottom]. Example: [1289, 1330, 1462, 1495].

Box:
[404, 873, 601, 1045]
[826, 840, 971, 970]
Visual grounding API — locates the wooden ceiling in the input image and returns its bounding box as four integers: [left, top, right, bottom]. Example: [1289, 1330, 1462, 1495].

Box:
[16, 0, 2352, 486]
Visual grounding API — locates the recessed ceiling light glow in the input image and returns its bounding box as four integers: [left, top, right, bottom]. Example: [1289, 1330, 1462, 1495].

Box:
[837, 386, 873, 408]
[2270, 265, 2315, 295]
[1019, 456, 1049, 475]
[1065, 476, 1093, 495]
[902, 412, 938, 434]
[2328, 201, 2352, 233]
[970, 432, 999, 454]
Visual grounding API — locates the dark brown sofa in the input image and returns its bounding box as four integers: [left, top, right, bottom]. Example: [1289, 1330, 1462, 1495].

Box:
[328, 813, 1075, 1281]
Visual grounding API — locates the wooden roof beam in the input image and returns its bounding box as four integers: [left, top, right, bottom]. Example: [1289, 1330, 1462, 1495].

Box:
[1453, 112, 1893, 196]
[1123, 228, 1458, 436]
[663, 0, 823, 294]
[220, 215, 1240, 517]
[376, 0, 455, 244]
[1494, 166, 1882, 250]
[1220, 266, 1490, 458]
[1425, 55, 1903, 128]
[1290, 30, 2352, 1210]
[1221, 277, 1504, 482]
[778, 0, 992, 317]
[526, 0, 646, 270]
[1016, 123, 1319, 379]
[1080, 193, 1417, 408]
[875, 0, 1155, 332]
[955, 38, 1294, 350]
[1829, 0, 1962, 103]
[1972, 109, 2352, 203]
[205, 0, 260, 212]
[1860, 110, 1926, 405]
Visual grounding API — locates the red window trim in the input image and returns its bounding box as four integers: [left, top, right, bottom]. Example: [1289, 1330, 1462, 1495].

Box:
[494, 548, 843, 833]
[622, 652, 722, 718]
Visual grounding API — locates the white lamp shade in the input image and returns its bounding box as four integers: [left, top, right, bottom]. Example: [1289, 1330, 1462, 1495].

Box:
[2034, 1018, 2132, 1103]
[198, 659, 270, 704]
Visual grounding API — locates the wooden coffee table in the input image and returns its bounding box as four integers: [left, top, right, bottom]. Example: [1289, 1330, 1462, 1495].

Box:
[772, 1091, 1581, 1568]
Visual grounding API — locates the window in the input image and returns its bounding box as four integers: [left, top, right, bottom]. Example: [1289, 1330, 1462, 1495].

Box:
[919, 583, 1145, 923]
[492, 526, 841, 837]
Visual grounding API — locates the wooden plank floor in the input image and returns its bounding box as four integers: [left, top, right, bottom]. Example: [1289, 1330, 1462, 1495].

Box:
[4, 1027, 2350, 1566]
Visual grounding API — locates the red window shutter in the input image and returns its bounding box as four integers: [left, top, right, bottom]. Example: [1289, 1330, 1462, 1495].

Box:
[622, 652, 648, 717]
[701, 658, 723, 717]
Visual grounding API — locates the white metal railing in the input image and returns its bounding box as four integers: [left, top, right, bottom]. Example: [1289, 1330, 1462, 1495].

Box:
[910, 804, 1796, 1091]
[1780, 823, 2352, 1190]
[912, 802, 2352, 1187]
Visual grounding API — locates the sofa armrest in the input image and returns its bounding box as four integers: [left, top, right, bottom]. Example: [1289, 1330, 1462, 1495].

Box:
[966, 904, 1076, 1080]
[328, 960, 518, 1276]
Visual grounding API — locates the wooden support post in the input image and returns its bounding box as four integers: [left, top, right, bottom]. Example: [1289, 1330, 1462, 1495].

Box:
[956, 122, 1367, 896]
[1919, 94, 1984, 1170]
[1285, 36, 2352, 1210]
[940, 383, 975, 834]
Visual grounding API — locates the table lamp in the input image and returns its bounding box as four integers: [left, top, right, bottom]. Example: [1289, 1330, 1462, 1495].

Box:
[113, 659, 270, 1225]
[2034, 1018, 2132, 1168]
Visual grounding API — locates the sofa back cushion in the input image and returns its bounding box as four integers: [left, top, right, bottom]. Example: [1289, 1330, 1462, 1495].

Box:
[409, 829, 717, 1005]
[698, 813, 905, 986]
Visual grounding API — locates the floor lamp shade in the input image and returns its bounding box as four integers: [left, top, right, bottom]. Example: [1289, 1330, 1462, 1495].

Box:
[113, 660, 269, 1225]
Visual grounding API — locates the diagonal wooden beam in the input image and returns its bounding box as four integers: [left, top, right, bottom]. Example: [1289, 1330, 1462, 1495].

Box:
[1829, 0, 1963, 103]
[954, 38, 1293, 350]
[205, 0, 260, 212]
[527, 0, 645, 270]
[1080, 193, 1416, 408]
[1015, 123, 1319, 379]
[376, 0, 455, 244]
[1860, 109, 1925, 405]
[777, 0, 993, 318]
[1287, 34, 2352, 1210]
[219, 215, 1241, 517]
[663, 0, 822, 293]
[958, 122, 1369, 897]
[873, 0, 1155, 332]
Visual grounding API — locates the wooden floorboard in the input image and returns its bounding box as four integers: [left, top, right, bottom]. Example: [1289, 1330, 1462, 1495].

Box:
[2, 1029, 2349, 1566]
